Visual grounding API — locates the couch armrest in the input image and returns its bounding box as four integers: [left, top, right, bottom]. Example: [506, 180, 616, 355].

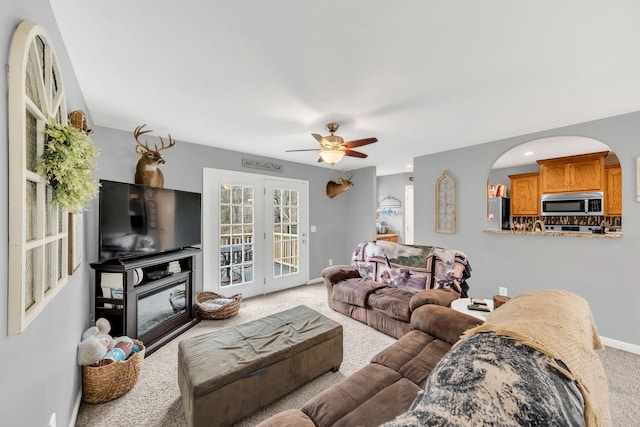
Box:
[409, 289, 460, 311]
[410, 305, 483, 345]
[321, 265, 361, 285]
[321, 265, 362, 310]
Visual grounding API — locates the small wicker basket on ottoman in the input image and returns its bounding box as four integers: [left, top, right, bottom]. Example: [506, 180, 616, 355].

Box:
[177, 305, 343, 427]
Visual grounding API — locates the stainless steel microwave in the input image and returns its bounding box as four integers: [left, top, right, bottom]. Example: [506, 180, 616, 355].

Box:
[540, 192, 604, 216]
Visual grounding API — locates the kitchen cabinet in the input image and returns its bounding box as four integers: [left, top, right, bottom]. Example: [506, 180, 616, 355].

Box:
[538, 151, 606, 194]
[605, 165, 622, 216]
[509, 173, 540, 215]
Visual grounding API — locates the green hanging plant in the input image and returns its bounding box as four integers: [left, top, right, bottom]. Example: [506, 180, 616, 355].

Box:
[38, 118, 99, 213]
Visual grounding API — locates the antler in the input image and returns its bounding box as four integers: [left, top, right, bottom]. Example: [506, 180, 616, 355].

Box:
[157, 134, 176, 152]
[338, 170, 354, 182]
[134, 124, 175, 152]
[134, 124, 153, 152]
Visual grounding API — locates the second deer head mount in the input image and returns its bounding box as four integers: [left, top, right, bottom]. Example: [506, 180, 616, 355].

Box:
[326, 170, 354, 198]
[134, 124, 176, 188]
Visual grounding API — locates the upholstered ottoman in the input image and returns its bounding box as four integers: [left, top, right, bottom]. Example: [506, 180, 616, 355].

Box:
[177, 305, 343, 427]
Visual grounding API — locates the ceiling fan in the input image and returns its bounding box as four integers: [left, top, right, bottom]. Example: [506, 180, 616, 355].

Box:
[286, 123, 378, 165]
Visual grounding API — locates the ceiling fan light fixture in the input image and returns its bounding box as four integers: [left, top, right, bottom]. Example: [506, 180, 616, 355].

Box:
[320, 150, 345, 165]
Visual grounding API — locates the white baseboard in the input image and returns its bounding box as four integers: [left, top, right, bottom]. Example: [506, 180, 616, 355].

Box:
[600, 336, 640, 355]
[306, 277, 323, 284]
[69, 391, 81, 427]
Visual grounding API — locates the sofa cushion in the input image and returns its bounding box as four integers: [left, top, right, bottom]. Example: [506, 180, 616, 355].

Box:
[371, 329, 454, 387]
[368, 287, 414, 322]
[410, 305, 482, 345]
[398, 339, 453, 386]
[333, 378, 421, 427]
[332, 278, 386, 307]
[254, 409, 315, 427]
[371, 330, 436, 372]
[301, 363, 401, 426]
[366, 310, 413, 339]
[409, 288, 460, 311]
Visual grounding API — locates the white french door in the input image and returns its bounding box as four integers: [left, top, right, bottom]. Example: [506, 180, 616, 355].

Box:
[203, 169, 308, 298]
[264, 179, 308, 293]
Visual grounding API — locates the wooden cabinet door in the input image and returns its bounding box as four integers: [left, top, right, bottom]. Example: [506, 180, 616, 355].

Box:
[606, 166, 622, 215]
[539, 151, 606, 193]
[509, 173, 540, 215]
[570, 158, 604, 191]
[540, 163, 568, 193]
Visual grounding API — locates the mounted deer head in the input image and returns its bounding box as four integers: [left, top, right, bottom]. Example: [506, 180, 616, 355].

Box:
[134, 124, 175, 188]
[326, 171, 354, 198]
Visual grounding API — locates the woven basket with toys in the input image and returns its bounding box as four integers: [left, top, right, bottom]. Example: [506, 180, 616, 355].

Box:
[78, 318, 145, 404]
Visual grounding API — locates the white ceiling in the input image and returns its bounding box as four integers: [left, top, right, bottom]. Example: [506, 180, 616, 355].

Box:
[49, 1, 640, 176]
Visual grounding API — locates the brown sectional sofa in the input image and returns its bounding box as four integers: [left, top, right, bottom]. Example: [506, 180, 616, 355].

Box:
[255, 305, 482, 427]
[322, 265, 461, 338]
[256, 291, 610, 427]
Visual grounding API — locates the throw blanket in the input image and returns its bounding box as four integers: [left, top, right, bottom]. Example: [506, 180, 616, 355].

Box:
[382, 333, 585, 426]
[351, 241, 470, 296]
[384, 289, 611, 427]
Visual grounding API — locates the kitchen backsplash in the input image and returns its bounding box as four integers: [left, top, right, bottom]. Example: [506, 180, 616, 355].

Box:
[511, 215, 622, 231]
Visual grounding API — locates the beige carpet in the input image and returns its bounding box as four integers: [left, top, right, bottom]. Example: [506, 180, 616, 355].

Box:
[75, 282, 639, 426]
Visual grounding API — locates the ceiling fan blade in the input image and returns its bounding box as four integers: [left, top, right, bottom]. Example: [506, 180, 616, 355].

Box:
[345, 137, 377, 149]
[285, 148, 321, 152]
[311, 133, 326, 144]
[345, 149, 368, 158]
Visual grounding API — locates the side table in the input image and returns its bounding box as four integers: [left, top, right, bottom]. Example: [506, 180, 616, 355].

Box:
[451, 298, 493, 320]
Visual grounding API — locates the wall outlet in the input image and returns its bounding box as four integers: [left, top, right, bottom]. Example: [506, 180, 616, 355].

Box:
[499, 287, 508, 296]
[329, 259, 333, 266]
[49, 413, 56, 427]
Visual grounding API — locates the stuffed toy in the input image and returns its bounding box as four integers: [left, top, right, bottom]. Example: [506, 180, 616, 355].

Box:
[77, 318, 113, 366]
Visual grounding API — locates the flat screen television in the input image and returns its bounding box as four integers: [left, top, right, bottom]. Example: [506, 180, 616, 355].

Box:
[99, 180, 202, 262]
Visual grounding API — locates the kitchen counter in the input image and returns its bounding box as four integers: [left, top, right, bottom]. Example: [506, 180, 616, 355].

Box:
[376, 233, 398, 242]
[484, 229, 622, 239]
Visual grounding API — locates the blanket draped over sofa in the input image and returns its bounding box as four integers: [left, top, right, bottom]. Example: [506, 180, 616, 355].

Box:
[351, 241, 471, 296]
[384, 289, 611, 427]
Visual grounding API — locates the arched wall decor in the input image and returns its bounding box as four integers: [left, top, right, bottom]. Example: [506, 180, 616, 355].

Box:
[8, 21, 69, 335]
[435, 170, 456, 233]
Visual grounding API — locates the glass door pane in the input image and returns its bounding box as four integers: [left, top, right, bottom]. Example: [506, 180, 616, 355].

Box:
[272, 187, 299, 277]
[219, 183, 254, 287]
[264, 179, 308, 294]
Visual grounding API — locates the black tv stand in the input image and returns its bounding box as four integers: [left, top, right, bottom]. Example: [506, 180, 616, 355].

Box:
[90, 247, 201, 355]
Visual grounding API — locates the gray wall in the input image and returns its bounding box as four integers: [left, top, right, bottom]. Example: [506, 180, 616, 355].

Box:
[414, 111, 640, 347]
[1, 1, 92, 426]
[347, 167, 378, 253]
